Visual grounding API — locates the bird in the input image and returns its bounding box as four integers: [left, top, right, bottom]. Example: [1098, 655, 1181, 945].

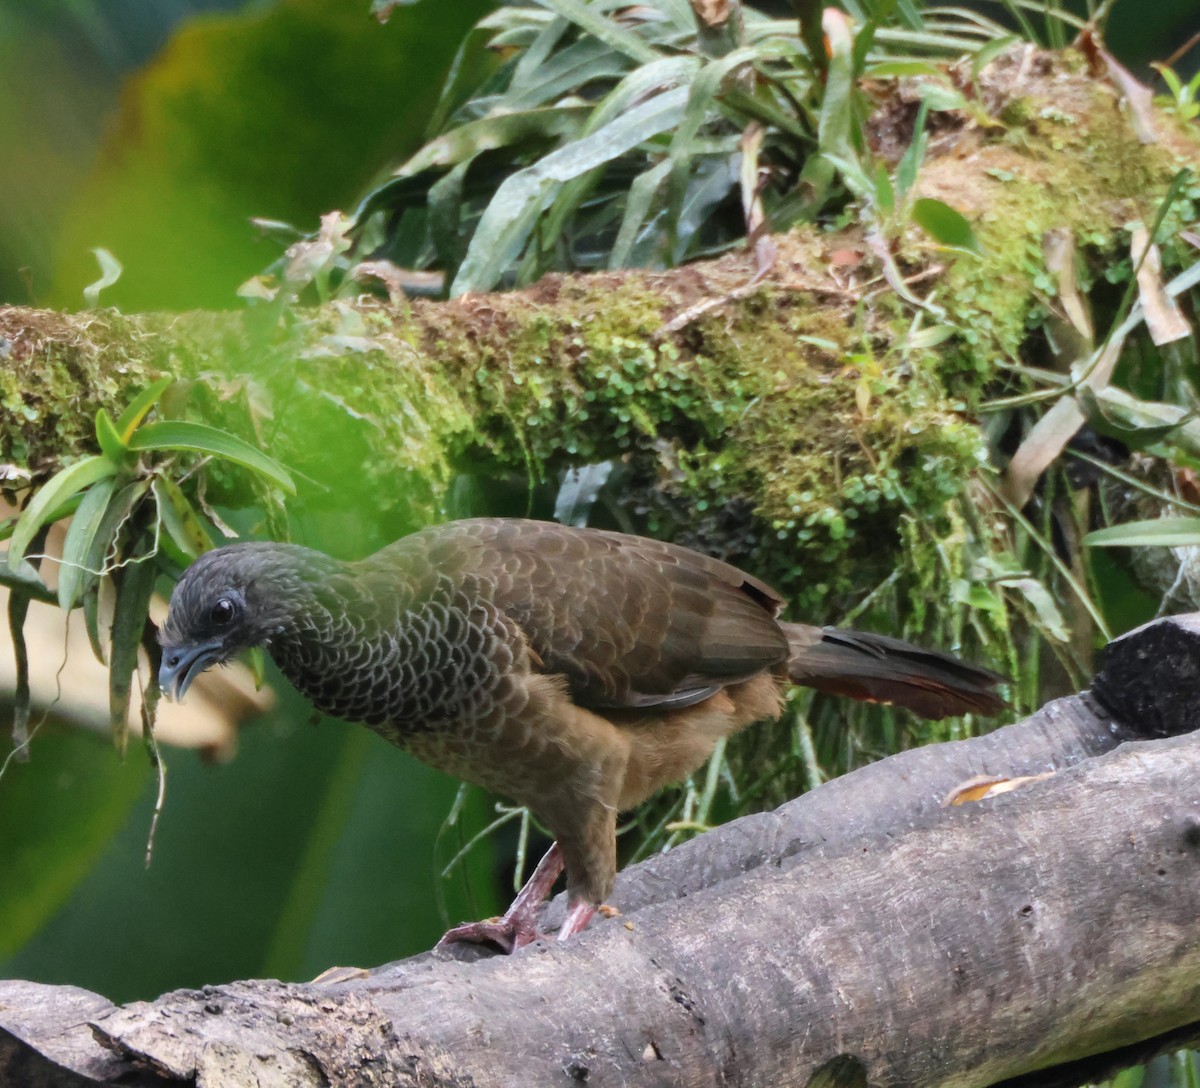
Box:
[158, 517, 1005, 953]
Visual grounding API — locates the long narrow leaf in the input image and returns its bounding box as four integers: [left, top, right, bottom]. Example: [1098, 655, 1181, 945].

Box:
[664, 46, 765, 250]
[58, 477, 118, 611]
[396, 106, 588, 178]
[8, 591, 31, 761]
[109, 556, 157, 753]
[1085, 518, 1200, 549]
[451, 81, 691, 294]
[8, 456, 117, 570]
[152, 476, 214, 561]
[95, 410, 128, 462]
[609, 158, 671, 268]
[531, 0, 659, 64]
[81, 479, 151, 664]
[117, 377, 173, 442]
[127, 422, 295, 494]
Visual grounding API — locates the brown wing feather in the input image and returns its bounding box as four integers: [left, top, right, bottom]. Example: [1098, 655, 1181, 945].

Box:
[372, 519, 789, 711]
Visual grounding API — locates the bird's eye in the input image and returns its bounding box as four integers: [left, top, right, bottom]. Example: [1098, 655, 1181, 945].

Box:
[210, 598, 236, 626]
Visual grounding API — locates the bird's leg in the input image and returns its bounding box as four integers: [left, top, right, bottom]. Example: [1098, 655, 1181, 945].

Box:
[437, 841, 565, 953]
[558, 899, 597, 941]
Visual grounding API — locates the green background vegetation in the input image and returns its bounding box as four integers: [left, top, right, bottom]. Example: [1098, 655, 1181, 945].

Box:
[2, 21, 1200, 1088]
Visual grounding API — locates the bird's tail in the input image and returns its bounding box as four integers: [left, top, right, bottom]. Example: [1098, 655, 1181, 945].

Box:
[781, 623, 1007, 720]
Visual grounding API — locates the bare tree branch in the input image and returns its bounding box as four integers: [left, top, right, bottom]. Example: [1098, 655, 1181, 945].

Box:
[6, 615, 1200, 1087]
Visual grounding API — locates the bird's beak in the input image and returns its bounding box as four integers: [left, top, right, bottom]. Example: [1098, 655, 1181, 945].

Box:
[158, 639, 224, 702]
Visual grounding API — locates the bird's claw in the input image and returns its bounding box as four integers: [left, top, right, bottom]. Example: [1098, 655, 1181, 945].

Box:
[436, 916, 543, 954]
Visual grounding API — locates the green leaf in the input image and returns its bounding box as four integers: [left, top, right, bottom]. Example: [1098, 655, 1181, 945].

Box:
[395, 106, 588, 178]
[662, 45, 775, 251]
[109, 556, 158, 753]
[895, 99, 929, 203]
[818, 10, 861, 171]
[971, 35, 1019, 80]
[245, 646, 267, 690]
[66, 478, 152, 639]
[451, 72, 692, 294]
[8, 456, 117, 571]
[998, 576, 1069, 642]
[82, 588, 105, 665]
[127, 422, 296, 495]
[821, 152, 876, 202]
[609, 159, 670, 268]
[1085, 518, 1200, 549]
[874, 161, 895, 218]
[57, 477, 117, 612]
[531, 0, 658, 65]
[151, 476, 214, 561]
[95, 409, 128, 462]
[9, 591, 31, 761]
[911, 197, 980, 253]
[0, 560, 55, 605]
[917, 80, 969, 113]
[864, 60, 943, 78]
[83, 247, 123, 308]
[116, 377, 173, 443]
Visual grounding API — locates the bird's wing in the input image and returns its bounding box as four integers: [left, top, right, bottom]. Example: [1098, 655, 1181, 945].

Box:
[370, 519, 789, 711]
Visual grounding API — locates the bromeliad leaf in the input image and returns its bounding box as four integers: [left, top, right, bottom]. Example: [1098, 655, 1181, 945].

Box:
[532, 0, 658, 65]
[127, 422, 296, 495]
[395, 106, 589, 177]
[7, 456, 118, 570]
[451, 79, 692, 294]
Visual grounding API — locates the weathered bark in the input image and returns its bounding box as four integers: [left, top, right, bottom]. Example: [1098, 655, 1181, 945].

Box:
[5, 614, 1200, 1088]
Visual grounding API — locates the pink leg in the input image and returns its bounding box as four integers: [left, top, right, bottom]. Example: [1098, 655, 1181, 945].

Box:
[437, 842, 565, 954]
[558, 900, 596, 941]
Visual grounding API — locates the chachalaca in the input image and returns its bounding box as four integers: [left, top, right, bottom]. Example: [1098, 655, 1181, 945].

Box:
[158, 517, 1005, 952]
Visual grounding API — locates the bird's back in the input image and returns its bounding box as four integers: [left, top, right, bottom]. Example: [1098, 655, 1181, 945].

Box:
[358, 518, 791, 714]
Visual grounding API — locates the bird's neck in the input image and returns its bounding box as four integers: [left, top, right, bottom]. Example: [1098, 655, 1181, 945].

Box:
[263, 551, 482, 736]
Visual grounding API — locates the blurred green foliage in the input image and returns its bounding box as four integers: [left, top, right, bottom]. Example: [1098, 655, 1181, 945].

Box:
[0, 0, 501, 1004]
[0, 693, 499, 1002]
[1, 0, 493, 311]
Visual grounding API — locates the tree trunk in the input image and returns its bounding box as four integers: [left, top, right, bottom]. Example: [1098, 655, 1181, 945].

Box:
[5, 614, 1200, 1088]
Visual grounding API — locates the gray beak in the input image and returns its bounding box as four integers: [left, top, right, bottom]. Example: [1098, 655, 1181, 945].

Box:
[158, 639, 224, 702]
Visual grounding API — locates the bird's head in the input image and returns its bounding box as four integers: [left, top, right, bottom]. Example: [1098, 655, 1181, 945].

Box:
[158, 542, 333, 701]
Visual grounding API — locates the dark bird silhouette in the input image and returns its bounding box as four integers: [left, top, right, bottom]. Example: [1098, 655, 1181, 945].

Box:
[158, 518, 1005, 952]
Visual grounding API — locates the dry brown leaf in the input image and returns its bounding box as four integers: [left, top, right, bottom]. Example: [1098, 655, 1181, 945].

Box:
[943, 771, 1055, 807]
[1043, 228, 1093, 351]
[1131, 223, 1191, 346]
[1078, 27, 1158, 144]
[1001, 335, 1123, 508]
[689, 0, 730, 29]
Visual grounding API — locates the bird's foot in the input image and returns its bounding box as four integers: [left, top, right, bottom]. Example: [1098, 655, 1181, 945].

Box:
[437, 914, 543, 954]
[437, 840, 567, 954]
